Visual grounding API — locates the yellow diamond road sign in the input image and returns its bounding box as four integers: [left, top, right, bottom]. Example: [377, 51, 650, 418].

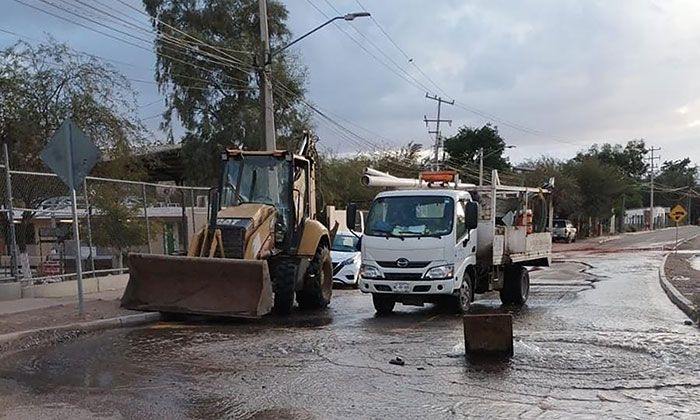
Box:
[669, 204, 688, 223]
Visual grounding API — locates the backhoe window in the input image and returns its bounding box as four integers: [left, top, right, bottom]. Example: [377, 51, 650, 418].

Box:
[220, 156, 292, 236]
[221, 157, 290, 208]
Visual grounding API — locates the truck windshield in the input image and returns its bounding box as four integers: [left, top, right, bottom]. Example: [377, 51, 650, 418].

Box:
[365, 196, 454, 238]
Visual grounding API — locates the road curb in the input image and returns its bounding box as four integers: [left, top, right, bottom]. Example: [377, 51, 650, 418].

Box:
[658, 253, 699, 323]
[0, 312, 162, 354]
[672, 233, 700, 250]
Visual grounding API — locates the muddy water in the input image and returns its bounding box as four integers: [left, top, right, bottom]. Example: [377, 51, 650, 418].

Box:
[1, 252, 700, 419]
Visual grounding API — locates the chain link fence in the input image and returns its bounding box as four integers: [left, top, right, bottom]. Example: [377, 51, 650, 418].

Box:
[0, 163, 211, 285]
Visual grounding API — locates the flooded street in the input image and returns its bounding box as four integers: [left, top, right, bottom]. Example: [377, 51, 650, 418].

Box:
[2, 239, 700, 418]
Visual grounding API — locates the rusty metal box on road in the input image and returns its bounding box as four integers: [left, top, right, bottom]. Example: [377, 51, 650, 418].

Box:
[463, 313, 514, 356]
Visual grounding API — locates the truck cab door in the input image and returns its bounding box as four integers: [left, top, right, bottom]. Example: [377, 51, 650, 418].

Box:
[454, 200, 472, 277]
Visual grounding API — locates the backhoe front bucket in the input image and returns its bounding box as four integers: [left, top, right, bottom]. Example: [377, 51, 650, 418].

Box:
[121, 253, 273, 318]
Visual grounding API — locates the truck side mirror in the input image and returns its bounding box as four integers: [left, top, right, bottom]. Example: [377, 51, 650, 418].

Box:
[346, 203, 357, 232]
[466, 201, 479, 230]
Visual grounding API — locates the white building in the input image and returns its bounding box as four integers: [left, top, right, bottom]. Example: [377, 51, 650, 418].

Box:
[624, 206, 670, 229]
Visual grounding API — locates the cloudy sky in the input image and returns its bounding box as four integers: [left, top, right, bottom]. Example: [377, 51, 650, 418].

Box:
[2, 0, 700, 166]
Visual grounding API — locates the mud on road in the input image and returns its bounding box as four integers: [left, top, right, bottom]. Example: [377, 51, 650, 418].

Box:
[1, 251, 700, 419]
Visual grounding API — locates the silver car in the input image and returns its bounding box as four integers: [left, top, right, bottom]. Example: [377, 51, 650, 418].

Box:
[553, 219, 577, 243]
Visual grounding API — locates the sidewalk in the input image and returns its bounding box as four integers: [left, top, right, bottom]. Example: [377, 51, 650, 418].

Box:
[662, 235, 700, 321]
[0, 288, 137, 336]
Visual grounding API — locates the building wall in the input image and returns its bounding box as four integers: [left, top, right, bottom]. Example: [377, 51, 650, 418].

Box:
[624, 207, 670, 229]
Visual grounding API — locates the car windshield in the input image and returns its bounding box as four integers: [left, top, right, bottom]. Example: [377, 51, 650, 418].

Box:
[332, 233, 359, 252]
[365, 195, 454, 238]
[553, 220, 566, 228]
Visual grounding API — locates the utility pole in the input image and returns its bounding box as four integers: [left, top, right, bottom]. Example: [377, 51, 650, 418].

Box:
[3, 143, 17, 280]
[620, 194, 626, 233]
[688, 189, 692, 226]
[646, 146, 661, 230]
[423, 93, 454, 170]
[688, 176, 694, 226]
[479, 148, 484, 186]
[259, 0, 276, 151]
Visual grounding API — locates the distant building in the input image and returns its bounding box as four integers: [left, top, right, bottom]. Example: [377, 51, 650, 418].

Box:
[624, 207, 670, 229]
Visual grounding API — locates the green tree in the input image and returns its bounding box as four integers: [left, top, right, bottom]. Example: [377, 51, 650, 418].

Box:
[520, 157, 582, 218]
[143, 0, 311, 185]
[316, 142, 426, 212]
[88, 185, 152, 270]
[373, 141, 425, 179]
[444, 124, 511, 175]
[574, 139, 648, 180]
[652, 158, 698, 217]
[0, 40, 146, 251]
[568, 156, 627, 221]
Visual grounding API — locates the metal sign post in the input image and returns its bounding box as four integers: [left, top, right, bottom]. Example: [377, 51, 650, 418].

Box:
[2, 143, 18, 280]
[64, 123, 85, 314]
[669, 204, 688, 254]
[40, 119, 100, 316]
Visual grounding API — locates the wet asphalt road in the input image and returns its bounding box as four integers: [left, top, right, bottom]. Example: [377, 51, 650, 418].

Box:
[1, 228, 700, 419]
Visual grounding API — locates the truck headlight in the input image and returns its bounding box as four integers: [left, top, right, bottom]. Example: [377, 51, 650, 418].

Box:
[424, 264, 454, 280]
[360, 264, 383, 279]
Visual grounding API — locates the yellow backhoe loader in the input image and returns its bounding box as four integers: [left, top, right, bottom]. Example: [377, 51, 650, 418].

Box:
[121, 133, 333, 317]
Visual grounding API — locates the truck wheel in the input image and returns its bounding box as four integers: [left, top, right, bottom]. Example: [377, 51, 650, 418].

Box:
[500, 266, 529, 306]
[273, 261, 296, 315]
[372, 294, 395, 315]
[297, 244, 333, 310]
[447, 272, 473, 313]
[457, 272, 474, 313]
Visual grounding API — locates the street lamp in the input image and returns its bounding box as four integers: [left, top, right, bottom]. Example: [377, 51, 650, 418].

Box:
[259, 10, 370, 151]
[268, 12, 371, 61]
[479, 145, 516, 186]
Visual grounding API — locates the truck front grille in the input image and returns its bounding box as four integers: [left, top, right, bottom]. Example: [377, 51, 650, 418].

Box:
[377, 261, 430, 269]
[383, 272, 424, 280]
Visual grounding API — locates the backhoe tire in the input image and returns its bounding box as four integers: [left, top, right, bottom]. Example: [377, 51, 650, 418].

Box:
[372, 294, 395, 315]
[273, 261, 296, 315]
[297, 244, 333, 310]
[499, 265, 529, 306]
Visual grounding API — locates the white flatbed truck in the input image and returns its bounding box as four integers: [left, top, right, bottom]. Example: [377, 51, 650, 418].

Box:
[346, 169, 554, 314]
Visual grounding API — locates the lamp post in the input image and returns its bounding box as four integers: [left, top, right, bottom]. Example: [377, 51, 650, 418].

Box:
[268, 12, 371, 61]
[258, 5, 370, 151]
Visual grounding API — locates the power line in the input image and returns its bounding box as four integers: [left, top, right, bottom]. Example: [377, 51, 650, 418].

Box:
[304, 0, 433, 95]
[12, 0, 152, 51]
[354, 0, 452, 101]
[320, 0, 433, 94]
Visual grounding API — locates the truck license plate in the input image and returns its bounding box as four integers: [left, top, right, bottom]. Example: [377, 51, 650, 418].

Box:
[392, 283, 410, 293]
